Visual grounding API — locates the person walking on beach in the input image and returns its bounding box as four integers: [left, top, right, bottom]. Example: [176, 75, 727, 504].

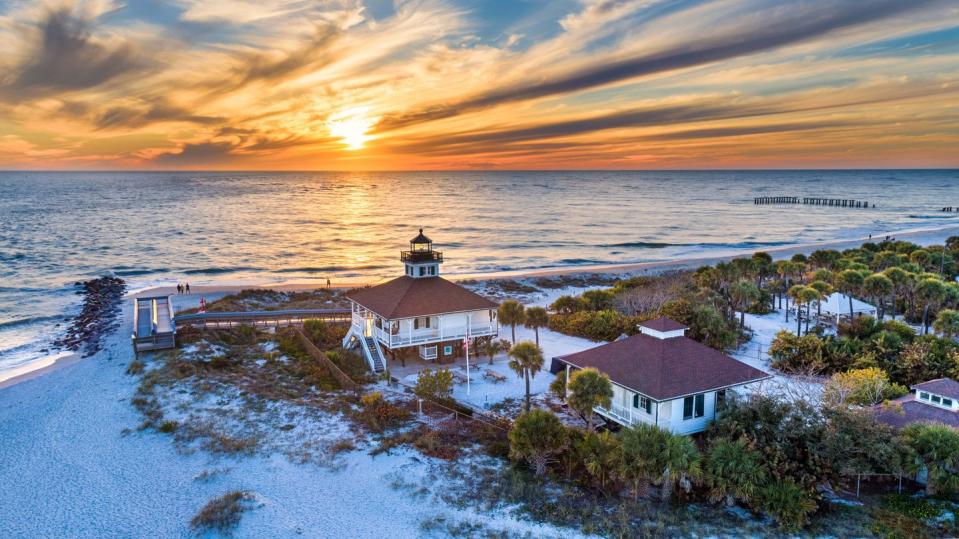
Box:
[176, 284, 182, 294]
[326, 278, 331, 288]
[185, 283, 191, 294]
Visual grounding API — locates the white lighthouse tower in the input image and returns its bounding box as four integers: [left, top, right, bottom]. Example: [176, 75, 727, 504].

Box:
[402, 228, 442, 278]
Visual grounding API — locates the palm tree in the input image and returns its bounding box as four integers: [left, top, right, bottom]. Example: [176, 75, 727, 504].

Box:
[498, 300, 526, 344]
[835, 269, 865, 319]
[567, 367, 613, 432]
[580, 431, 622, 491]
[508, 409, 569, 477]
[916, 278, 948, 335]
[787, 284, 804, 333]
[508, 341, 544, 412]
[705, 438, 767, 507]
[751, 252, 774, 288]
[479, 337, 504, 366]
[799, 287, 821, 335]
[901, 423, 959, 496]
[774, 260, 792, 309]
[882, 267, 910, 320]
[809, 280, 832, 317]
[730, 280, 760, 329]
[863, 273, 893, 321]
[523, 306, 549, 346]
[617, 424, 668, 501]
[660, 434, 703, 501]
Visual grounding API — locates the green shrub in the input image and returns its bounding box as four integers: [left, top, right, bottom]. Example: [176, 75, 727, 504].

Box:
[550, 295, 588, 314]
[509, 409, 569, 476]
[413, 368, 454, 401]
[759, 478, 816, 531]
[158, 420, 178, 433]
[548, 310, 632, 342]
[769, 331, 825, 372]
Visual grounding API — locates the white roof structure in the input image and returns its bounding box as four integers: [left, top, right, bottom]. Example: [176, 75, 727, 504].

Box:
[819, 292, 877, 318]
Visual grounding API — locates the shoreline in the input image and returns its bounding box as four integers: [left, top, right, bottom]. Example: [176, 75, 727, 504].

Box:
[4, 222, 957, 391]
[0, 352, 80, 389]
[131, 223, 959, 296]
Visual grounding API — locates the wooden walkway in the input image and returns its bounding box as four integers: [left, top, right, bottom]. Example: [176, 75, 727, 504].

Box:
[132, 296, 176, 351]
[173, 308, 351, 329]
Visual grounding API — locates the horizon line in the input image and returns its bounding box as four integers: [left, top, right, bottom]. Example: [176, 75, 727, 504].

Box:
[1, 167, 958, 173]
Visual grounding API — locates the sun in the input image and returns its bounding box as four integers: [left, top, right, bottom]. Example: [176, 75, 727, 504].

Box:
[327, 107, 377, 150]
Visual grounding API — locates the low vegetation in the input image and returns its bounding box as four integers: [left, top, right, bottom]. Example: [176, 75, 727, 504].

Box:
[190, 490, 256, 535]
[547, 271, 746, 349]
[500, 392, 959, 534]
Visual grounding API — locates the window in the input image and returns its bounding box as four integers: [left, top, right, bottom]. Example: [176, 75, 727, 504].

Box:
[429, 266, 436, 275]
[716, 389, 727, 411]
[443, 345, 453, 355]
[920, 392, 930, 400]
[413, 318, 419, 330]
[424, 317, 431, 328]
[943, 398, 953, 407]
[932, 395, 941, 404]
[633, 394, 651, 413]
[419, 266, 426, 276]
[683, 394, 705, 420]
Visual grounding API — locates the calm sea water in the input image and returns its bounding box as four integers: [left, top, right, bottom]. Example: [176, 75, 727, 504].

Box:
[1, 170, 958, 374]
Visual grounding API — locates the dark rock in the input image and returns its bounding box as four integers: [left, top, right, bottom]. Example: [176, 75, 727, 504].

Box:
[53, 276, 126, 358]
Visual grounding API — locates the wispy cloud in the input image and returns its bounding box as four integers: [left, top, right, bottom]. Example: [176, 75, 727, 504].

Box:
[0, 0, 955, 170]
[1, 5, 145, 98]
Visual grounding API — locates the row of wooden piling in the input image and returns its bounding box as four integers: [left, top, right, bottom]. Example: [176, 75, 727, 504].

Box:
[941, 207, 959, 213]
[753, 196, 872, 208]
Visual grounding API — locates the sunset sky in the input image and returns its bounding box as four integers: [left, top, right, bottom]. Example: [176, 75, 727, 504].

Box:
[1, 0, 958, 170]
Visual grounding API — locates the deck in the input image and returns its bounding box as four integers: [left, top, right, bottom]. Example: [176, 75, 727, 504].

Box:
[132, 296, 176, 351]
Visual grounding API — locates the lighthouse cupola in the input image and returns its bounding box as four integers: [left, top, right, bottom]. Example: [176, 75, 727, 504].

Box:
[401, 228, 443, 278]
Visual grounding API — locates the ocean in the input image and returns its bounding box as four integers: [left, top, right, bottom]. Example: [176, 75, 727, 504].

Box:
[1, 170, 958, 376]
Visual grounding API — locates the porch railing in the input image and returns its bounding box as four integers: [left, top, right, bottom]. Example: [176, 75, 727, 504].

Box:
[596, 403, 654, 427]
[373, 323, 497, 348]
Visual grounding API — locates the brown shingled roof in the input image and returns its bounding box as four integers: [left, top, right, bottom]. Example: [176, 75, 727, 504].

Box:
[555, 332, 770, 400]
[346, 276, 498, 319]
[911, 378, 959, 401]
[640, 317, 688, 332]
[873, 395, 959, 429]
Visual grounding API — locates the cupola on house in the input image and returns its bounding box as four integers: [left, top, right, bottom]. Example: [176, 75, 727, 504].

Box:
[551, 317, 771, 435]
[344, 229, 499, 373]
[874, 378, 959, 430]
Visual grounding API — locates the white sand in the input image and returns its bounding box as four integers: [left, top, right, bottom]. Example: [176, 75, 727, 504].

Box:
[0, 300, 594, 538]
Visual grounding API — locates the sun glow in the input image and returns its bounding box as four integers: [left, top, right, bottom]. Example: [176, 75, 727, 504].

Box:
[327, 108, 377, 150]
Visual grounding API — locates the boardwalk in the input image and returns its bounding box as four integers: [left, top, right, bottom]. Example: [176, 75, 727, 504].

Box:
[132, 296, 175, 351]
[173, 308, 351, 329]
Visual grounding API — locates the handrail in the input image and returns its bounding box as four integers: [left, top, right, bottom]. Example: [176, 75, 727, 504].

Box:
[175, 308, 350, 322]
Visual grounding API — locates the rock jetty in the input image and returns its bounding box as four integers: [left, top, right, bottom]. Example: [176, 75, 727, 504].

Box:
[55, 276, 126, 357]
